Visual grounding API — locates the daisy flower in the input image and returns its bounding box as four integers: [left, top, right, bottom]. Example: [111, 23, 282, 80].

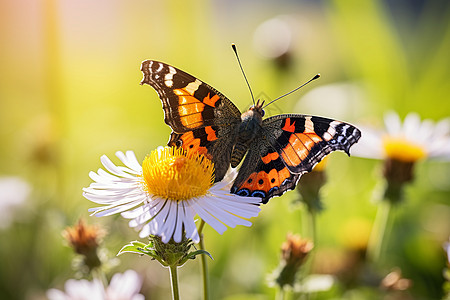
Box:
[47, 270, 144, 300]
[353, 111, 450, 204]
[83, 147, 261, 243]
[352, 111, 450, 162]
[354, 112, 450, 261]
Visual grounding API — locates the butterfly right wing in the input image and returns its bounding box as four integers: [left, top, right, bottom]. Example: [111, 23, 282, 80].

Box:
[231, 115, 361, 203]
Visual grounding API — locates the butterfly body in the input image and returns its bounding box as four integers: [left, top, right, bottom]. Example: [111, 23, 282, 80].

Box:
[231, 103, 264, 166]
[141, 60, 361, 203]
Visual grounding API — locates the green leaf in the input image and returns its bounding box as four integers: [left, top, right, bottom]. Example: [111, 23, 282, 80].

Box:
[188, 249, 213, 260]
[117, 241, 156, 257]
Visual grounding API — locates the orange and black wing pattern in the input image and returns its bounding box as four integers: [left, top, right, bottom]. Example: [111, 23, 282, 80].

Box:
[140, 60, 241, 132]
[140, 60, 241, 181]
[231, 115, 361, 203]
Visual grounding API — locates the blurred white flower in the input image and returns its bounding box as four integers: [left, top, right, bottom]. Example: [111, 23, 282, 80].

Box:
[105, 270, 144, 300]
[47, 270, 144, 300]
[0, 176, 31, 229]
[253, 16, 293, 59]
[352, 111, 450, 161]
[296, 274, 335, 293]
[295, 82, 367, 122]
[83, 148, 261, 244]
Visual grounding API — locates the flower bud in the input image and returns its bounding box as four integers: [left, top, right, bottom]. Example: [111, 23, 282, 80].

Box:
[272, 234, 314, 288]
[63, 219, 104, 270]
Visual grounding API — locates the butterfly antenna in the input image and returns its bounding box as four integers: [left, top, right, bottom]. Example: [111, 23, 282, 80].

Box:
[232, 44, 256, 105]
[263, 74, 321, 109]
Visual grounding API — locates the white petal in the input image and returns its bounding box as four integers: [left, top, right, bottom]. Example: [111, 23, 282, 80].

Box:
[125, 150, 143, 171]
[159, 201, 178, 243]
[384, 111, 401, 136]
[100, 155, 128, 177]
[138, 223, 152, 238]
[207, 194, 261, 218]
[434, 118, 450, 138]
[173, 205, 184, 243]
[126, 200, 163, 226]
[403, 113, 421, 140]
[107, 270, 143, 299]
[190, 199, 227, 234]
[121, 203, 148, 219]
[144, 200, 170, 236]
[180, 201, 200, 242]
[199, 196, 252, 227]
[415, 119, 434, 145]
[84, 192, 145, 204]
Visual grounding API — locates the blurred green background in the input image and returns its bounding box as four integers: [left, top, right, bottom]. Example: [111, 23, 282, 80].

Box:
[1, 0, 449, 299]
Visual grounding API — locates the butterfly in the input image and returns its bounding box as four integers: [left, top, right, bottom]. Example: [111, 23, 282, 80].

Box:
[140, 60, 361, 204]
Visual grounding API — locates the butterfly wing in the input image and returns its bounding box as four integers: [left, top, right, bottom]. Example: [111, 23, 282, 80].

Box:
[231, 115, 361, 203]
[140, 60, 242, 181]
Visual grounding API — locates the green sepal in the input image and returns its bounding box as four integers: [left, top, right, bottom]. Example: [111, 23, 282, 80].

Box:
[187, 249, 213, 261]
[117, 241, 156, 257]
[117, 237, 213, 268]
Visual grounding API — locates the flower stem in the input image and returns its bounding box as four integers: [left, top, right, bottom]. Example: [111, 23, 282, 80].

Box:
[301, 208, 317, 246]
[198, 220, 210, 300]
[91, 267, 108, 288]
[300, 209, 316, 297]
[367, 200, 392, 262]
[169, 265, 180, 300]
[308, 210, 317, 246]
[276, 287, 286, 300]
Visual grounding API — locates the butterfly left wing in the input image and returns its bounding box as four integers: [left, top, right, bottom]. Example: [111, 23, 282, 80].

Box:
[140, 60, 241, 132]
[140, 60, 242, 182]
[231, 115, 361, 203]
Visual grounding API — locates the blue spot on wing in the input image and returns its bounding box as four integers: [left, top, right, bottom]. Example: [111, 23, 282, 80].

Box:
[251, 191, 266, 198]
[236, 189, 250, 197]
[268, 186, 279, 195]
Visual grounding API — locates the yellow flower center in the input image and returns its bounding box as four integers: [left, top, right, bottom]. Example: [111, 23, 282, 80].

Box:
[382, 136, 426, 162]
[141, 147, 215, 201]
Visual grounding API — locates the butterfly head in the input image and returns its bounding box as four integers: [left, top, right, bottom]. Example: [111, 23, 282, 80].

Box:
[248, 99, 265, 118]
[240, 99, 265, 139]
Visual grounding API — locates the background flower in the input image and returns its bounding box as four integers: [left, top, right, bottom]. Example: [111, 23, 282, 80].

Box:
[352, 112, 450, 162]
[0, 176, 31, 229]
[47, 270, 144, 300]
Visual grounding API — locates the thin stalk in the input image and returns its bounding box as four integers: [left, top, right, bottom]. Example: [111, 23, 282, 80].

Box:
[198, 220, 210, 300]
[301, 207, 317, 245]
[299, 209, 316, 299]
[91, 267, 108, 288]
[367, 200, 392, 262]
[276, 287, 286, 300]
[308, 210, 317, 246]
[169, 265, 180, 300]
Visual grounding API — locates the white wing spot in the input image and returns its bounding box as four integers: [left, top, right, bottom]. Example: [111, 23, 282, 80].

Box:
[304, 117, 315, 134]
[156, 63, 163, 72]
[184, 79, 202, 95]
[323, 121, 340, 141]
[164, 66, 177, 87]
